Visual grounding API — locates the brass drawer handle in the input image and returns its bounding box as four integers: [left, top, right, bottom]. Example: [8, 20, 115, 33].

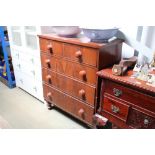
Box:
[111, 105, 120, 113]
[75, 50, 82, 58]
[113, 88, 122, 97]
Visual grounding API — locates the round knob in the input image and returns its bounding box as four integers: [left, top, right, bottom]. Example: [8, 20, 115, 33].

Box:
[45, 59, 50, 63]
[46, 75, 52, 84]
[45, 59, 51, 68]
[79, 70, 86, 79]
[75, 50, 82, 58]
[47, 44, 52, 50]
[79, 89, 85, 98]
[46, 75, 51, 80]
[47, 92, 52, 100]
[78, 108, 85, 118]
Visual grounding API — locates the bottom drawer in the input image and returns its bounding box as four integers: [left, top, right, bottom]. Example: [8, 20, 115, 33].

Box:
[127, 108, 155, 129]
[43, 84, 94, 125]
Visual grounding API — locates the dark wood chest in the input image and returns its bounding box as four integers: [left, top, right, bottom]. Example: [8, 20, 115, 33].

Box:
[39, 34, 123, 127]
[97, 68, 155, 128]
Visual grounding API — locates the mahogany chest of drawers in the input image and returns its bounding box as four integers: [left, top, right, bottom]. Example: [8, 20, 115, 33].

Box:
[39, 34, 123, 127]
[97, 68, 155, 129]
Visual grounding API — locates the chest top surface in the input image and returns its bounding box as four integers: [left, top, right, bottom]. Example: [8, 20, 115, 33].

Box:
[38, 33, 123, 49]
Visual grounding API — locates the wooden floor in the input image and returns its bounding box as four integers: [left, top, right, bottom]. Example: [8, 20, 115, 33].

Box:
[0, 82, 86, 129]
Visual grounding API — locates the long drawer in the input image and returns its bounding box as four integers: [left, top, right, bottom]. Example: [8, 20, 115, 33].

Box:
[41, 53, 97, 86]
[43, 84, 94, 125]
[42, 69, 96, 106]
[103, 79, 155, 113]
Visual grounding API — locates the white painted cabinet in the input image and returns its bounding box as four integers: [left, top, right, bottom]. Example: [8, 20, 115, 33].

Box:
[7, 26, 52, 102]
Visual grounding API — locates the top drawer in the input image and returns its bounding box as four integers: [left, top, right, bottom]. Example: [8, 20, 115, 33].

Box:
[103, 79, 155, 113]
[39, 38, 63, 57]
[63, 43, 98, 67]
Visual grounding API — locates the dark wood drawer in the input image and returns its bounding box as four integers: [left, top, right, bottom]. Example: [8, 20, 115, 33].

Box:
[103, 94, 130, 122]
[41, 54, 97, 86]
[63, 43, 98, 67]
[127, 108, 155, 129]
[42, 69, 96, 106]
[43, 84, 94, 125]
[104, 79, 155, 113]
[39, 38, 63, 57]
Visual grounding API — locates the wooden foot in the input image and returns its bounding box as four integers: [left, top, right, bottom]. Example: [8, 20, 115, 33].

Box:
[44, 101, 54, 110]
[92, 114, 108, 128]
[47, 102, 54, 110]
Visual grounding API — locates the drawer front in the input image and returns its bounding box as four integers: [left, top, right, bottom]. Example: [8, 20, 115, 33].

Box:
[56, 58, 97, 85]
[15, 71, 43, 101]
[103, 94, 130, 122]
[41, 54, 97, 85]
[42, 69, 96, 106]
[63, 43, 98, 67]
[43, 84, 94, 125]
[104, 79, 155, 113]
[127, 108, 155, 129]
[39, 38, 63, 57]
[41, 53, 57, 71]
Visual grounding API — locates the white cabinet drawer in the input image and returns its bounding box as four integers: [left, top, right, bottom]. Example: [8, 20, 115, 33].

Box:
[14, 71, 43, 101]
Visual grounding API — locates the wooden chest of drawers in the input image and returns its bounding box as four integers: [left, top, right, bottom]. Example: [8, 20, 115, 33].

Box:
[97, 68, 155, 128]
[39, 34, 123, 126]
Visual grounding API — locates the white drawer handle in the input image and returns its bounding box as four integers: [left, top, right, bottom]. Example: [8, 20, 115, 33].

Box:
[33, 87, 37, 92]
[31, 70, 35, 75]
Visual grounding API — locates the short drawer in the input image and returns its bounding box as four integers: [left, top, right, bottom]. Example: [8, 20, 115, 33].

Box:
[63, 43, 98, 67]
[103, 94, 130, 122]
[42, 69, 96, 106]
[127, 108, 155, 129]
[40, 53, 57, 71]
[39, 38, 63, 57]
[103, 79, 155, 113]
[43, 84, 94, 125]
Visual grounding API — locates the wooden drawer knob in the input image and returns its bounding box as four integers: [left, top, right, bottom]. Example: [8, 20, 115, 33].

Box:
[79, 89, 85, 98]
[46, 75, 52, 84]
[45, 59, 51, 68]
[47, 44, 53, 54]
[47, 92, 52, 100]
[75, 50, 82, 58]
[78, 108, 85, 118]
[47, 44, 52, 50]
[79, 70, 86, 79]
